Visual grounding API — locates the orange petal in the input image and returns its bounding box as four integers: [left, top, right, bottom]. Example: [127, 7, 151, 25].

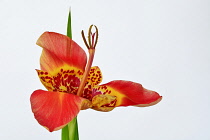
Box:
[30, 90, 86, 132]
[97, 80, 162, 107]
[37, 32, 87, 71]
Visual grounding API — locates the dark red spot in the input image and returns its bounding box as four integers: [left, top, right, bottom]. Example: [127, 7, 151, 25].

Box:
[64, 74, 68, 78]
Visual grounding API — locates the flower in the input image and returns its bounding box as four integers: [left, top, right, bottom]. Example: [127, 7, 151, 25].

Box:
[30, 27, 162, 132]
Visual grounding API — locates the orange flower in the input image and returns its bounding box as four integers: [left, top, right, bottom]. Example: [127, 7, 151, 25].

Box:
[30, 28, 162, 132]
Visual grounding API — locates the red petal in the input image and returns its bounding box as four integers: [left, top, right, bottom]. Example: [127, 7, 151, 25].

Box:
[98, 80, 162, 107]
[30, 90, 85, 132]
[40, 49, 65, 72]
[37, 32, 87, 71]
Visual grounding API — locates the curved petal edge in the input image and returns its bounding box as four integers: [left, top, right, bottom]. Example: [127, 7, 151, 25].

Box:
[37, 32, 87, 71]
[30, 90, 86, 132]
[98, 80, 162, 107]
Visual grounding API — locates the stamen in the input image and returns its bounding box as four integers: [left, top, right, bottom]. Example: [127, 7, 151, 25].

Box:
[77, 25, 99, 97]
[88, 25, 93, 48]
[81, 30, 89, 49]
[81, 25, 99, 49]
[91, 33, 96, 47]
[93, 25, 98, 48]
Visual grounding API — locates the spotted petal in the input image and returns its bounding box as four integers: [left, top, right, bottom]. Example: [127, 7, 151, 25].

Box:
[37, 32, 87, 72]
[30, 90, 86, 132]
[96, 80, 162, 108]
[86, 66, 103, 86]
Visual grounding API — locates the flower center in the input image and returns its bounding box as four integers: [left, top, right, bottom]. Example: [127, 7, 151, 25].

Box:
[53, 71, 81, 94]
[82, 86, 102, 100]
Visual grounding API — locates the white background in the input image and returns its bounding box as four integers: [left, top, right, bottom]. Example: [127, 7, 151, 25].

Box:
[0, 0, 209, 140]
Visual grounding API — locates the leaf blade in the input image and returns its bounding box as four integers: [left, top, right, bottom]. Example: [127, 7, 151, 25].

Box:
[61, 10, 79, 140]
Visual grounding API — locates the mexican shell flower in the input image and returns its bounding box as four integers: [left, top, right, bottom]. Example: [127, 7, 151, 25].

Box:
[30, 26, 162, 132]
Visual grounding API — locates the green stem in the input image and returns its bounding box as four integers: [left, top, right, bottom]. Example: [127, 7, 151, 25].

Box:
[61, 117, 79, 140]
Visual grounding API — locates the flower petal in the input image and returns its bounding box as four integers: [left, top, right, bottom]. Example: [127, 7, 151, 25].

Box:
[30, 90, 86, 132]
[35, 69, 55, 91]
[36, 66, 83, 93]
[86, 66, 103, 86]
[40, 49, 65, 72]
[37, 32, 87, 71]
[97, 80, 162, 107]
[82, 66, 103, 100]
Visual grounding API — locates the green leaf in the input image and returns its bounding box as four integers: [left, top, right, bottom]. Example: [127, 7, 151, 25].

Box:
[61, 10, 79, 140]
[67, 10, 72, 39]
